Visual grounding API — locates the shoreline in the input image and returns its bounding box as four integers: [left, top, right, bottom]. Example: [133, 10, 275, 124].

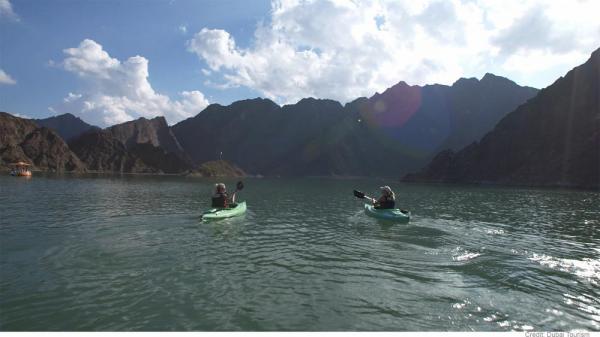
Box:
[3, 169, 598, 191]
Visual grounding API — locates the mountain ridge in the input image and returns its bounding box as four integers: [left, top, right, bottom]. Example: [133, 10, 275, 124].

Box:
[171, 72, 538, 176]
[35, 113, 98, 141]
[402, 47, 600, 189]
[2, 72, 544, 178]
[0, 112, 86, 172]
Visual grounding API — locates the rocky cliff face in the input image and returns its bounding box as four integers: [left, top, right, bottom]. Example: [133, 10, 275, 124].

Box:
[35, 113, 98, 141]
[403, 48, 600, 189]
[68, 130, 151, 173]
[68, 129, 192, 174]
[172, 75, 537, 177]
[1, 112, 199, 175]
[107, 116, 186, 157]
[0, 112, 86, 172]
[19, 128, 86, 172]
[0, 112, 37, 146]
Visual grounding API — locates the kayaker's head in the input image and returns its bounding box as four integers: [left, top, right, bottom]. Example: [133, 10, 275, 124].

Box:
[380, 185, 395, 199]
[215, 183, 226, 194]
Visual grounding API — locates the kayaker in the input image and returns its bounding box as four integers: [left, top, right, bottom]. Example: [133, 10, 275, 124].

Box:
[211, 183, 236, 208]
[372, 186, 395, 209]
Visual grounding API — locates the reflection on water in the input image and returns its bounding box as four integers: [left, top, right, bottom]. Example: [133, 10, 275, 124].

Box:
[0, 175, 599, 331]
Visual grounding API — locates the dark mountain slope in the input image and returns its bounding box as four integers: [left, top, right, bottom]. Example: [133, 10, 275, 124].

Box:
[172, 98, 282, 172]
[35, 113, 98, 141]
[107, 116, 186, 157]
[68, 129, 191, 174]
[0, 112, 86, 172]
[172, 76, 536, 177]
[403, 48, 600, 189]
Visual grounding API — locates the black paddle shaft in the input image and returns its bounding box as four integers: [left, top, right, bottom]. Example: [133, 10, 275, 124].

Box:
[353, 189, 366, 199]
[354, 190, 375, 202]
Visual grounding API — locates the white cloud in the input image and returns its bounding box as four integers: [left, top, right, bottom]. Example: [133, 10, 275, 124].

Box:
[63, 92, 82, 103]
[52, 39, 209, 127]
[178, 24, 188, 34]
[187, 0, 600, 104]
[11, 112, 28, 118]
[0, 69, 16, 85]
[0, 0, 19, 21]
[63, 40, 120, 79]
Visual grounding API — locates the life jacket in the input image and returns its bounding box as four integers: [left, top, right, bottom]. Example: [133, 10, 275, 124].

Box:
[375, 195, 395, 209]
[211, 192, 229, 208]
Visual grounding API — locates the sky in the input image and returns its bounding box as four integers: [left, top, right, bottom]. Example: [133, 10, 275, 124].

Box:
[1, 0, 599, 127]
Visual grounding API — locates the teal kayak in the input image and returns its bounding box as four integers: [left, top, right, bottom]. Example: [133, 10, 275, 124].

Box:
[364, 204, 410, 222]
[202, 201, 247, 220]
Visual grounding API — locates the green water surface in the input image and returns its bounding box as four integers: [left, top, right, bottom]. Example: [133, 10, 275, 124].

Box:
[0, 175, 598, 331]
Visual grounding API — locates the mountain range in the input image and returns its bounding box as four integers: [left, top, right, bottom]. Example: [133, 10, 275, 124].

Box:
[1, 48, 598, 188]
[172, 73, 537, 176]
[35, 113, 98, 141]
[403, 48, 600, 189]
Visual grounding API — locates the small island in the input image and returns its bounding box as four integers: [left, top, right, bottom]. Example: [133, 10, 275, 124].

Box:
[185, 160, 246, 177]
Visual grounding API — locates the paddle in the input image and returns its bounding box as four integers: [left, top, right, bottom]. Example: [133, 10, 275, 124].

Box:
[353, 189, 376, 203]
[353, 189, 365, 198]
[235, 181, 244, 192]
[229, 181, 244, 206]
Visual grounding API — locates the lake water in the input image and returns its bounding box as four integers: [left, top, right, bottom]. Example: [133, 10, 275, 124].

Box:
[0, 175, 599, 331]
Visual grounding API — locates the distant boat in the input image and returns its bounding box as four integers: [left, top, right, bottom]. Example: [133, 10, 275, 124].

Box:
[9, 162, 32, 177]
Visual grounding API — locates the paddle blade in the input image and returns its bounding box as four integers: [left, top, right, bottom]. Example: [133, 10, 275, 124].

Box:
[353, 190, 365, 199]
[236, 181, 244, 191]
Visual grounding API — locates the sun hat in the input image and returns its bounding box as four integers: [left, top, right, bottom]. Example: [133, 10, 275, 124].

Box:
[380, 185, 392, 193]
[380, 185, 395, 198]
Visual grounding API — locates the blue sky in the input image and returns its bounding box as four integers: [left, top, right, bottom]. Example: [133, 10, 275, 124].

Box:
[0, 0, 270, 123]
[1, 0, 599, 126]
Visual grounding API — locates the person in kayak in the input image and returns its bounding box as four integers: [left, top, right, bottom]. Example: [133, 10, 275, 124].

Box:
[372, 186, 396, 209]
[211, 183, 237, 208]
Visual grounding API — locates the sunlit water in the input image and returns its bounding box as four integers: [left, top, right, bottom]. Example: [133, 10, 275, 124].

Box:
[0, 175, 599, 331]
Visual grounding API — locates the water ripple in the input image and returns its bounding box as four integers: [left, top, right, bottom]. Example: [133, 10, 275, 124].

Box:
[1, 176, 599, 331]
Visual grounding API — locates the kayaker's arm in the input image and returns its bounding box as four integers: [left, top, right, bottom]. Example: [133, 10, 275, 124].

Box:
[364, 194, 377, 204]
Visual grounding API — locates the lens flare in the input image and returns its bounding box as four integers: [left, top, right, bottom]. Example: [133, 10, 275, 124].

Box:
[357, 84, 455, 157]
[361, 84, 422, 128]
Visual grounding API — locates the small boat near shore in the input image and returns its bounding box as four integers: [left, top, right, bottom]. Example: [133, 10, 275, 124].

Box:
[9, 162, 32, 177]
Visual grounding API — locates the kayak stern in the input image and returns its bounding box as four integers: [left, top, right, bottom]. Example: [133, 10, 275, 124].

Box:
[202, 201, 247, 220]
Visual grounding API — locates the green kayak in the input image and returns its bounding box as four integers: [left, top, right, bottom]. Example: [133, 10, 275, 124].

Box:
[202, 201, 247, 220]
[364, 204, 410, 222]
